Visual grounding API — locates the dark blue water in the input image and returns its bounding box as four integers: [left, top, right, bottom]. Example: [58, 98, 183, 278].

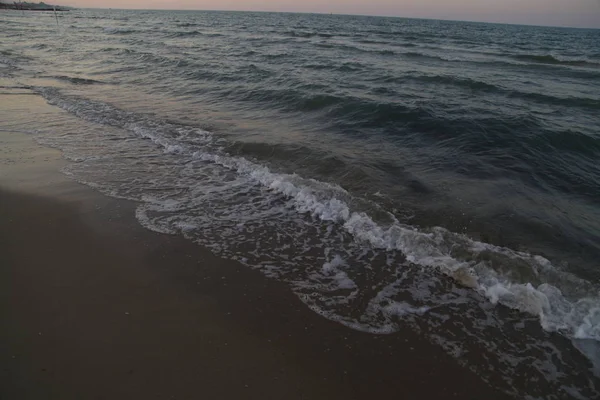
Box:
[1, 9, 600, 399]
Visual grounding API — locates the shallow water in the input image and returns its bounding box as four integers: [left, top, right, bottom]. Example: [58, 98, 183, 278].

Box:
[1, 9, 600, 399]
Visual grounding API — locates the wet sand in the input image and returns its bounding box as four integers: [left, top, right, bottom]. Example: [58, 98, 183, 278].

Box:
[0, 90, 511, 399]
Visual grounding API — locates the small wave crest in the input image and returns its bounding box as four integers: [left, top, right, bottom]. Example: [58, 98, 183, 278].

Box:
[404, 74, 600, 110]
[49, 75, 103, 85]
[103, 27, 136, 35]
[513, 54, 600, 68]
[168, 30, 223, 38]
[283, 30, 335, 39]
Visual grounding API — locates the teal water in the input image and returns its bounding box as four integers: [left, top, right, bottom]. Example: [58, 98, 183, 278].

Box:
[1, 9, 600, 399]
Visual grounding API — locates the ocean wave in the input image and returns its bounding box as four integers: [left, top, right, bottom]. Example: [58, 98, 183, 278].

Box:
[103, 27, 136, 35]
[390, 51, 600, 79]
[168, 30, 224, 38]
[303, 61, 365, 72]
[404, 74, 600, 110]
[517, 91, 600, 110]
[283, 30, 335, 38]
[513, 54, 600, 68]
[262, 52, 291, 60]
[127, 51, 187, 68]
[48, 75, 104, 85]
[176, 22, 198, 28]
[36, 87, 600, 340]
[410, 74, 500, 91]
[30, 44, 50, 50]
[168, 30, 203, 37]
[98, 47, 133, 55]
[221, 84, 424, 125]
[34, 87, 600, 398]
[314, 42, 397, 56]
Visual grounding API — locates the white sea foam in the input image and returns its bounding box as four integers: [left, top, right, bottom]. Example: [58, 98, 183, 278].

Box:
[191, 141, 600, 349]
[321, 255, 356, 290]
[383, 301, 430, 317]
[197, 145, 600, 341]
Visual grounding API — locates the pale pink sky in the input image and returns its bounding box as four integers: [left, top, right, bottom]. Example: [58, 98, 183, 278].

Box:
[59, 0, 600, 28]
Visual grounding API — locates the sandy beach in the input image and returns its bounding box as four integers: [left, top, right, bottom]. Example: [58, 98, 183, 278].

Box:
[0, 87, 511, 399]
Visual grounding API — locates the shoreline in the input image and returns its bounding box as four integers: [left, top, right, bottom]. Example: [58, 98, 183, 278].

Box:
[0, 8, 70, 11]
[0, 89, 513, 398]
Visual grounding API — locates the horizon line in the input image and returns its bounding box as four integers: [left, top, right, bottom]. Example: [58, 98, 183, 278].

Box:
[50, 6, 600, 30]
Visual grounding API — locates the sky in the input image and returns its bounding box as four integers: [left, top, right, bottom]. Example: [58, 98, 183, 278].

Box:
[55, 0, 600, 28]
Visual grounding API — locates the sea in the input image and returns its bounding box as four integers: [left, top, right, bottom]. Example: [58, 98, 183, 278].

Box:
[1, 9, 599, 399]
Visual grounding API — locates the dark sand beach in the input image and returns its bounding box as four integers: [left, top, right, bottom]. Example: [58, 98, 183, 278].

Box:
[0, 89, 511, 399]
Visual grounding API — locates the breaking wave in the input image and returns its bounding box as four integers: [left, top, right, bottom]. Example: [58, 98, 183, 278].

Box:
[32, 87, 600, 399]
